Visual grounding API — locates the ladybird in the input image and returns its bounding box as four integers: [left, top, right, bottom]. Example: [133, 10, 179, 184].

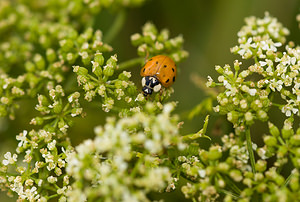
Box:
[140, 55, 177, 95]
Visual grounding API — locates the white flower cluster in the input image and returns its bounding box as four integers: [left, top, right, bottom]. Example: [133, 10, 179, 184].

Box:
[66, 102, 184, 201]
[231, 12, 289, 59]
[210, 12, 300, 123]
[0, 129, 72, 201]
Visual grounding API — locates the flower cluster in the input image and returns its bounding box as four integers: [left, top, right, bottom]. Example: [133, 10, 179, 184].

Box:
[73, 53, 143, 114]
[231, 12, 289, 60]
[180, 130, 300, 201]
[131, 22, 189, 63]
[207, 12, 300, 130]
[0, 84, 83, 201]
[0, 0, 113, 119]
[0, 128, 73, 201]
[30, 85, 82, 134]
[187, 11, 300, 201]
[207, 60, 271, 128]
[65, 102, 185, 201]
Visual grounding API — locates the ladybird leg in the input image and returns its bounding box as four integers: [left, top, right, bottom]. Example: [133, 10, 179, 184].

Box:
[158, 88, 164, 102]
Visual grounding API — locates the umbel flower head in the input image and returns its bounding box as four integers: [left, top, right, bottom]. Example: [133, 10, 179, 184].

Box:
[66, 102, 186, 201]
[208, 12, 300, 129]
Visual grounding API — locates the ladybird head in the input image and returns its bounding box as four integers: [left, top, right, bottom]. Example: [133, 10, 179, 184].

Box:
[141, 76, 162, 95]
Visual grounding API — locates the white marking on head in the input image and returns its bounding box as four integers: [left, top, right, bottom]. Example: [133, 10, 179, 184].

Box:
[145, 88, 149, 93]
[153, 84, 161, 92]
[141, 77, 146, 87]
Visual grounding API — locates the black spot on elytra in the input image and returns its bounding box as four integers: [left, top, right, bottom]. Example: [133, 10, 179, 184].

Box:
[173, 76, 175, 82]
[164, 65, 167, 68]
[166, 79, 169, 83]
[172, 68, 175, 72]
[163, 74, 165, 77]
[143, 68, 145, 72]
[156, 61, 159, 64]
[149, 58, 153, 61]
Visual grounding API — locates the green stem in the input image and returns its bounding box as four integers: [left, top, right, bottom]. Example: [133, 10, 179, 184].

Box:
[118, 57, 144, 71]
[46, 194, 59, 200]
[284, 168, 294, 187]
[219, 174, 241, 195]
[103, 9, 127, 44]
[219, 189, 239, 199]
[245, 127, 256, 173]
[130, 155, 144, 178]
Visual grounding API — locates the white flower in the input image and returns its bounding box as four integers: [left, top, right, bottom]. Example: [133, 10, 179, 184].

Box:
[16, 130, 28, 148]
[237, 37, 255, 58]
[248, 89, 257, 96]
[47, 176, 58, 184]
[24, 186, 40, 201]
[2, 152, 17, 165]
[281, 100, 299, 117]
[269, 79, 283, 91]
[47, 140, 57, 150]
[198, 169, 206, 178]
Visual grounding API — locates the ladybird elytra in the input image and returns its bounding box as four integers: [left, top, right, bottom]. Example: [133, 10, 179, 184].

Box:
[140, 55, 177, 95]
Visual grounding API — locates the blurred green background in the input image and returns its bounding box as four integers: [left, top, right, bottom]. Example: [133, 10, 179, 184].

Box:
[0, 0, 300, 201]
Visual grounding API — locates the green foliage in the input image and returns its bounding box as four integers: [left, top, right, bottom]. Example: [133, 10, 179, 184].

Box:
[0, 1, 300, 202]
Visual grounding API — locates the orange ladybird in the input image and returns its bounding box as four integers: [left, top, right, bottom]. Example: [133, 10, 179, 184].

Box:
[140, 55, 177, 95]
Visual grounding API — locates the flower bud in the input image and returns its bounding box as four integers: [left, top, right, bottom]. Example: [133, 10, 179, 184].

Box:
[25, 61, 35, 72]
[118, 71, 131, 81]
[282, 128, 293, 139]
[131, 33, 143, 46]
[79, 51, 90, 66]
[245, 111, 254, 125]
[255, 160, 267, 172]
[290, 135, 300, 146]
[34, 117, 44, 125]
[66, 53, 77, 64]
[34, 54, 45, 70]
[73, 66, 88, 75]
[126, 85, 137, 96]
[114, 80, 123, 89]
[94, 53, 104, 66]
[92, 61, 102, 77]
[215, 65, 224, 74]
[290, 174, 299, 191]
[53, 102, 63, 114]
[257, 110, 268, 121]
[207, 146, 222, 160]
[106, 55, 117, 68]
[217, 162, 230, 173]
[268, 122, 280, 137]
[59, 39, 74, 52]
[38, 95, 49, 106]
[227, 111, 239, 124]
[229, 169, 243, 182]
[137, 44, 147, 56]
[263, 136, 277, 147]
[277, 145, 288, 158]
[103, 64, 114, 77]
[46, 49, 56, 62]
[58, 119, 66, 130]
[254, 173, 264, 182]
[157, 29, 169, 42]
[233, 60, 241, 72]
[68, 92, 80, 103]
[257, 183, 267, 193]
